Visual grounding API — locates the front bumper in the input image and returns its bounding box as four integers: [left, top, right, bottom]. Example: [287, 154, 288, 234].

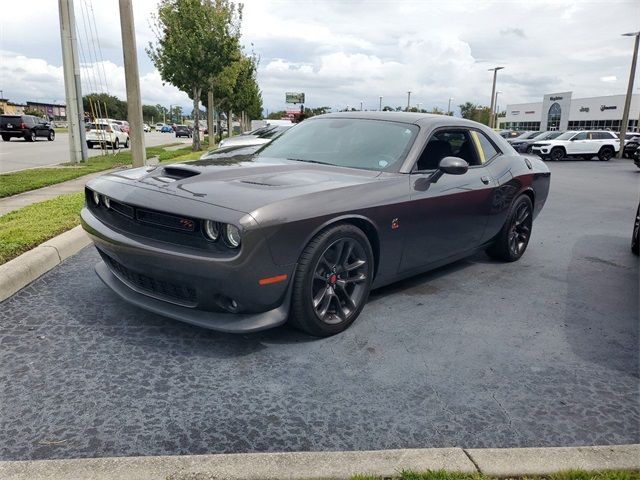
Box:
[531, 147, 550, 156]
[81, 206, 295, 333]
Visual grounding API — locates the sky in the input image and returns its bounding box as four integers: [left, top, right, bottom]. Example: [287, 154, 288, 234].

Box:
[1, 0, 639, 116]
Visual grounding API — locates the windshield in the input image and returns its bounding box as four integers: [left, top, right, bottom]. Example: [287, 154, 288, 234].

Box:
[555, 131, 578, 140]
[257, 126, 291, 139]
[258, 118, 418, 171]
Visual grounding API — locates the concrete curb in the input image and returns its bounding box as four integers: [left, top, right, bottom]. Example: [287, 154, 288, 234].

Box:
[0, 225, 91, 302]
[0, 445, 638, 480]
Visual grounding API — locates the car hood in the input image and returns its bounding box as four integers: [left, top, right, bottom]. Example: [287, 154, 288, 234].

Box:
[97, 146, 382, 214]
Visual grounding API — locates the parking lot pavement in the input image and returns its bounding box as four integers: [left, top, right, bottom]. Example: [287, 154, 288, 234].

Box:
[0, 159, 638, 461]
[0, 132, 192, 173]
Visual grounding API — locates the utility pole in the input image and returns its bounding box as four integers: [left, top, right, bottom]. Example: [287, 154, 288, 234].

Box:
[406, 91, 411, 111]
[360, 101, 363, 111]
[618, 31, 640, 158]
[447, 97, 453, 116]
[488, 67, 504, 129]
[119, 0, 146, 167]
[58, 0, 87, 163]
[379, 96, 383, 111]
[494, 91, 502, 129]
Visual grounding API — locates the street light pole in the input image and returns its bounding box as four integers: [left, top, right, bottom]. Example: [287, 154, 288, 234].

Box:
[618, 31, 640, 158]
[494, 91, 502, 129]
[417, 102, 421, 112]
[379, 96, 383, 111]
[447, 97, 453, 116]
[360, 101, 363, 111]
[406, 91, 411, 111]
[488, 67, 504, 128]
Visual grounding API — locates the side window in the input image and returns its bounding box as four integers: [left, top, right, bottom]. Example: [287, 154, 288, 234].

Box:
[573, 132, 588, 140]
[415, 129, 480, 171]
[470, 131, 499, 164]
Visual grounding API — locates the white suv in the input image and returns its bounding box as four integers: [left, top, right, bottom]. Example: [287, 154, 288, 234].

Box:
[531, 130, 619, 161]
[86, 121, 130, 150]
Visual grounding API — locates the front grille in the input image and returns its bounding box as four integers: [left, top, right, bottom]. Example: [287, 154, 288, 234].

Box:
[103, 253, 197, 306]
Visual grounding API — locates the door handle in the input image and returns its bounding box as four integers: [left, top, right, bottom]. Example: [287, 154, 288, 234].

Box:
[481, 176, 491, 185]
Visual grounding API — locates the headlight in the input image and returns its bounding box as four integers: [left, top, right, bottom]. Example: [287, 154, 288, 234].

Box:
[92, 190, 100, 205]
[224, 224, 241, 248]
[104, 196, 111, 209]
[203, 220, 220, 241]
[219, 140, 225, 147]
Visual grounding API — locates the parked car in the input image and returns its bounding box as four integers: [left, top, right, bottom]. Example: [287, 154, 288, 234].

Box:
[213, 125, 292, 150]
[160, 125, 173, 133]
[507, 131, 540, 144]
[511, 131, 564, 154]
[0, 115, 55, 142]
[113, 120, 130, 134]
[531, 130, 619, 161]
[622, 135, 640, 158]
[155, 123, 165, 131]
[143, 123, 151, 132]
[632, 203, 639, 255]
[174, 125, 192, 138]
[86, 121, 130, 149]
[497, 130, 521, 139]
[81, 112, 550, 336]
[634, 145, 640, 169]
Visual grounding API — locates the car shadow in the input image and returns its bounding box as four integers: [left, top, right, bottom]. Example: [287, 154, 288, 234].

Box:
[562, 234, 639, 375]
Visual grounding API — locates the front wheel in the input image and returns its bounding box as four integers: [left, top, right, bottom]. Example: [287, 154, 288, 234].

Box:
[124, 138, 129, 148]
[113, 138, 120, 150]
[486, 195, 534, 262]
[549, 147, 564, 161]
[598, 146, 614, 161]
[48, 130, 55, 141]
[1, 135, 10, 142]
[290, 224, 373, 336]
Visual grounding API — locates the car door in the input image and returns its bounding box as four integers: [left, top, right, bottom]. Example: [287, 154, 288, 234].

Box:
[568, 131, 590, 154]
[400, 128, 496, 271]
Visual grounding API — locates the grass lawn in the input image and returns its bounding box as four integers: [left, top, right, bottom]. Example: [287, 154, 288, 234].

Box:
[0, 148, 209, 265]
[53, 127, 68, 133]
[0, 142, 209, 198]
[0, 192, 84, 264]
[351, 471, 640, 480]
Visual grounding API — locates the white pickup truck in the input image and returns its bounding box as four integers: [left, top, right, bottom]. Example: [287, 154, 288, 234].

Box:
[530, 130, 619, 161]
[86, 121, 130, 150]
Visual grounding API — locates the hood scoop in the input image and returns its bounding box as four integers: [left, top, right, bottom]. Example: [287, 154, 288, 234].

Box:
[159, 166, 201, 181]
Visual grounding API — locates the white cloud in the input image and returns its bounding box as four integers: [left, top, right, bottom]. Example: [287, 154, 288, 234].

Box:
[600, 75, 618, 82]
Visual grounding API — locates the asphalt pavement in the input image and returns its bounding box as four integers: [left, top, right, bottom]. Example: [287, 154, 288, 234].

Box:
[0, 131, 192, 173]
[0, 158, 638, 461]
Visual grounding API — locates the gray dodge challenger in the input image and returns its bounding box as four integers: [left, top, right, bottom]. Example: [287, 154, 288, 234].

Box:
[81, 112, 551, 336]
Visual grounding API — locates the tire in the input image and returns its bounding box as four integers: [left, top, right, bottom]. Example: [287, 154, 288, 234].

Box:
[632, 204, 639, 255]
[549, 147, 564, 161]
[598, 146, 614, 161]
[124, 138, 129, 148]
[113, 138, 120, 150]
[526, 145, 533, 154]
[1, 135, 10, 142]
[24, 131, 34, 142]
[48, 130, 55, 141]
[486, 195, 534, 262]
[87, 142, 93, 149]
[290, 224, 374, 337]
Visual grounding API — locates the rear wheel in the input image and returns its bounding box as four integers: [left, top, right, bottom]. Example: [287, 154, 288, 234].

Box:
[290, 224, 373, 336]
[48, 130, 55, 141]
[526, 145, 533, 154]
[87, 141, 94, 149]
[124, 137, 129, 148]
[24, 131, 34, 142]
[113, 138, 120, 150]
[598, 146, 614, 161]
[1, 135, 10, 142]
[486, 195, 533, 262]
[549, 147, 564, 161]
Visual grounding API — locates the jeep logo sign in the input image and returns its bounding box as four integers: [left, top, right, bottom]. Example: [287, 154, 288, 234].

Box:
[580, 107, 590, 112]
[600, 105, 617, 111]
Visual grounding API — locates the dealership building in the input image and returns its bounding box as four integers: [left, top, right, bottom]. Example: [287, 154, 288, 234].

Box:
[498, 92, 640, 132]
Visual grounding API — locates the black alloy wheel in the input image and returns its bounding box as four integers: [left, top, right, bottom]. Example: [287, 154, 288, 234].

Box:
[487, 195, 533, 262]
[48, 130, 55, 141]
[291, 224, 373, 336]
[549, 147, 564, 161]
[526, 145, 533, 154]
[598, 147, 614, 161]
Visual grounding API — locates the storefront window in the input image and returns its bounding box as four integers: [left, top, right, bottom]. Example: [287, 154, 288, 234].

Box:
[547, 102, 561, 130]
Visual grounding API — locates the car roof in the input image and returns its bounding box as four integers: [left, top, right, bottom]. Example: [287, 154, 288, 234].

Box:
[312, 111, 488, 129]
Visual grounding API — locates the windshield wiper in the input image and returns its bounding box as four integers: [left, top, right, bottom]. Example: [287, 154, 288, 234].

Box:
[287, 158, 333, 166]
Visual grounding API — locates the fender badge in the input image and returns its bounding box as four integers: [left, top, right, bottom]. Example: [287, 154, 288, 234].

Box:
[391, 218, 400, 230]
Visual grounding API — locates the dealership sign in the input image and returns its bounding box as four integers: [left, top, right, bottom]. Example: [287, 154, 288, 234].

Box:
[286, 92, 305, 104]
[580, 107, 590, 112]
[550, 96, 563, 101]
[600, 105, 617, 111]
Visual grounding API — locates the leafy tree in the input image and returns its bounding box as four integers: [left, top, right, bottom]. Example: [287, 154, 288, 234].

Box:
[83, 93, 127, 120]
[24, 108, 43, 117]
[142, 104, 161, 123]
[459, 101, 492, 125]
[148, 0, 243, 151]
[267, 110, 287, 120]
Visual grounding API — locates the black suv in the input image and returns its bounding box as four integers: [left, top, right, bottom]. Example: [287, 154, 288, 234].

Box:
[0, 115, 55, 142]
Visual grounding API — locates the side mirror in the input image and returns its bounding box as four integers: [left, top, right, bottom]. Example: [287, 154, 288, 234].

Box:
[426, 156, 469, 184]
[438, 156, 469, 175]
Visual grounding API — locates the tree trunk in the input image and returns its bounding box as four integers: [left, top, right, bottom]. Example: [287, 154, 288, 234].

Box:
[207, 89, 214, 147]
[192, 86, 201, 151]
[227, 110, 232, 138]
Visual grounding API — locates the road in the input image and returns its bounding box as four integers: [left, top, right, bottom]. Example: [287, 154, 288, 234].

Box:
[0, 158, 638, 461]
[0, 131, 194, 173]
